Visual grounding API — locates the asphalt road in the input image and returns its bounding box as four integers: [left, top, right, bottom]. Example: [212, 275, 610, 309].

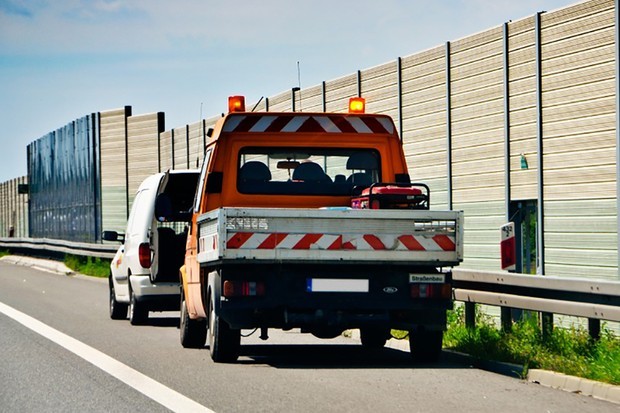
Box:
[0, 260, 618, 413]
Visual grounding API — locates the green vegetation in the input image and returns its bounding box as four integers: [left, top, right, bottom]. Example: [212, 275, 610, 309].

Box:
[442, 305, 620, 385]
[0, 249, 9, 258]
[64, 254, 111, 278]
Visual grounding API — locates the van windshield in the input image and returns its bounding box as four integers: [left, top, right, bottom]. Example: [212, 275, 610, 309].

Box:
[237, 147, 381, 195]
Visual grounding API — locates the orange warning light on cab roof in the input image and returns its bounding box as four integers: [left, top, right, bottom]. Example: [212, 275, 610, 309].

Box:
[228, 96, 246, 113]
[348, 97, 365, 114]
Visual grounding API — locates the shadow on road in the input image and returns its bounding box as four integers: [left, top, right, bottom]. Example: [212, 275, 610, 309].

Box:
[235, 344, 465, 370]
[144, 316, 180, 328]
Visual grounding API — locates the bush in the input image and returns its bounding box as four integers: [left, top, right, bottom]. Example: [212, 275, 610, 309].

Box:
[64, 254, 110, 278]
[444, 305, 620, 385]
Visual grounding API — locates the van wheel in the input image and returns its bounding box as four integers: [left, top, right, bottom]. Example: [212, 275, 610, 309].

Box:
[129, 286, 148, 325]
[208, 290, 240, 363]
[360, 327, 390, 349]
[109, 275, 128, 320]
[409, 329, 443, 363]
[180, 293, 207, 348]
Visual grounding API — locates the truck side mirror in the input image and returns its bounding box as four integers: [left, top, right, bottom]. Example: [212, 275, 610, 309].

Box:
[206, 172, 223, 194]
[395, 173, 411, 183]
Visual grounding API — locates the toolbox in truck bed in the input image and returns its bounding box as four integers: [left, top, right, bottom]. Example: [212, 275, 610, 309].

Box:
[351, 183, 430, 210]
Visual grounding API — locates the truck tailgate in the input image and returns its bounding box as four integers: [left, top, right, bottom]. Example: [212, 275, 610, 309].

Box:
[197, 208, 463, 266]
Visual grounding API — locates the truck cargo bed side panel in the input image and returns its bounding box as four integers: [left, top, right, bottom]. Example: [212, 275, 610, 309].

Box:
[196, 208, 463, 266]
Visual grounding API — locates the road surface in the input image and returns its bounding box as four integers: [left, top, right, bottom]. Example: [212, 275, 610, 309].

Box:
[0, 260, 617, 412]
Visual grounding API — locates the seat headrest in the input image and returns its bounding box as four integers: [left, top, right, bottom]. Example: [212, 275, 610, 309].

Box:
[346, 152, 378, 170]
[239, 161, 272, 182]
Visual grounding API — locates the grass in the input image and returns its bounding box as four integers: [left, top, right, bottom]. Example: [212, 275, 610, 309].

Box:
[0, 249, 9, 258]
[64, 254, 111, 278]
[442, 305, 620, 385]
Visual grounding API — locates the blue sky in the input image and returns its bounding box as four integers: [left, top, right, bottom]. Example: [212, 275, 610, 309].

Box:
[0, 0, 573, 182]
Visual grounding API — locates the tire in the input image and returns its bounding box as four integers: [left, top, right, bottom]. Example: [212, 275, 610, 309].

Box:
[129, 285, 148, 325]
[180, 292, 207, 348]
[208, 289, 240, 363]
[409, 329, 443, 363]
[360, 327, 390, 349]
[109, 275, 128, 320]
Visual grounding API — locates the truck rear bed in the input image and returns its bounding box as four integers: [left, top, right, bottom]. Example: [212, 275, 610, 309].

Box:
[197, 207, 463, 267]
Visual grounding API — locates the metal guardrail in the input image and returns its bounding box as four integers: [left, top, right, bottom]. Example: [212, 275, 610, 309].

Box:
[452, 268, 620, 338]
[0, 237, 117, 259]
[1, 238, 618, 338]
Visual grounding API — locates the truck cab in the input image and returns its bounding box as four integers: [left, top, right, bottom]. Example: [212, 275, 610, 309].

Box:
[179, 97, 463, 362]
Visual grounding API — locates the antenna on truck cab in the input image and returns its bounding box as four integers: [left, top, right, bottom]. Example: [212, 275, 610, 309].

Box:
[297, 61, 302, 112]
[251, 97, 264, 112]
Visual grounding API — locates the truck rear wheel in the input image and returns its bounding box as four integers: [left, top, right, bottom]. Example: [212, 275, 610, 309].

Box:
[409, 329, 443, 363]
[109, 275, 128, 320]
[360, 327, 390, 349]
[180, 293, 207, 348]
[208, 290, 240, 363]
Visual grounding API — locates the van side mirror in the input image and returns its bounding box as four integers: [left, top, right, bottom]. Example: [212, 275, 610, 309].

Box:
[102, 230, 124, 243]
[206, 172, 223, 194]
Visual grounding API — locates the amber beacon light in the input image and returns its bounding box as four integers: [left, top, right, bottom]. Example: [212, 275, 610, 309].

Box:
[348, 97, 366, 114]
[228, 95, 246, 113]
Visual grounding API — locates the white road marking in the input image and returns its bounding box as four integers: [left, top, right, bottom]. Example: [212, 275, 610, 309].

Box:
[0, 301, 214, 413]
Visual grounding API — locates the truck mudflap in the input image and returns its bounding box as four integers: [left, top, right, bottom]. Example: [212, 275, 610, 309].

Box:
[208, 264, 452, 331]
[196, 207, 463, 266]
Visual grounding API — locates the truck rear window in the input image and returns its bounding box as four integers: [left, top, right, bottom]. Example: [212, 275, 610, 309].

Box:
[237, 148, 381, 195]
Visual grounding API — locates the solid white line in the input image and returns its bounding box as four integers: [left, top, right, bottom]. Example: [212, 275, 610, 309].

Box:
[0, 301, 214, 413]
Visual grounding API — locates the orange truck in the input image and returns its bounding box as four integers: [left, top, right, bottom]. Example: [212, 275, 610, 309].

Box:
[170, 96, 463, 362]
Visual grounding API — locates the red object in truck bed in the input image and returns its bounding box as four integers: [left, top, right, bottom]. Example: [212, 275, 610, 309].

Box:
[351, 183, 429, 210]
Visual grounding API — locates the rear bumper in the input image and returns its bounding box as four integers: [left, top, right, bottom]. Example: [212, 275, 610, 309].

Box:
[211, 263, 451, 330]
[130, 275, 179, 311]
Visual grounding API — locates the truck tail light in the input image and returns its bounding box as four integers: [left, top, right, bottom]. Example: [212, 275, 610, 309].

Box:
[411, 283, 451, 299]
[223, 280, 265, 297]
[138, 242, 152, 268]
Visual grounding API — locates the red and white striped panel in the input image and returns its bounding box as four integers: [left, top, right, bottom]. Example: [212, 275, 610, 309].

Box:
[222, 114, 395, 135]
[225, 232, 455, 252]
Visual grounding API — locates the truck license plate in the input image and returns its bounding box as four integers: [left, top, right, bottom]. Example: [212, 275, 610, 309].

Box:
[306, 278, 369, 293]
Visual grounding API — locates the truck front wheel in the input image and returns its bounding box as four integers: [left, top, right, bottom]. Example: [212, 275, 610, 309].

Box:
[180, 292, 207, 348]
[208, 290, 240, 363]
[409, 329, 443, 363]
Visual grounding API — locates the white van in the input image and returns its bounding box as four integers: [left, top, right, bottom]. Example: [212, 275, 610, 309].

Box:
[103, 169, 199, 325]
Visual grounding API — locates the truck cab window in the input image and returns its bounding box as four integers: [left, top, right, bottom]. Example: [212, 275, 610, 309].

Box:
[237, 148, 381, 195]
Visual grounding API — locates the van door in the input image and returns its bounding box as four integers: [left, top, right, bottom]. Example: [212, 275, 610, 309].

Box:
[151, 170, 199, 283]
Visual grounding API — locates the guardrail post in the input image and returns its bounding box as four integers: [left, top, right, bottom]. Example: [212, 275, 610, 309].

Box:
[465, 302, 475, 329]
[500, 307, 512, 332]
[588, 318, 601, 341]
[541, 312, 553, 342]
